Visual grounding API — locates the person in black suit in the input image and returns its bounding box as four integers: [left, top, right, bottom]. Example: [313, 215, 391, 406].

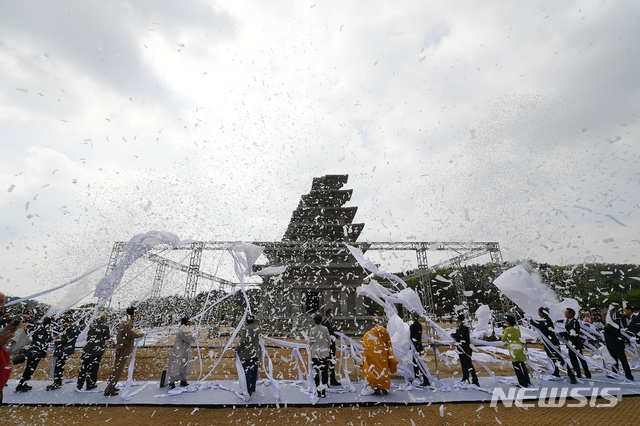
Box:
[634, 307, 640, 338]
[561, 308, 591, 379]
[409, 312, 429, 386]
[604, 304, 634, 381]
[531, 306, 576, 384]
[322, 309, 341, 386]
[623, 306, 640, 338]
[451, 314, 479, 386]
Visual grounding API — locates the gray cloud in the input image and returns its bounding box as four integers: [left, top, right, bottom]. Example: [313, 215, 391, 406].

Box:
[0, 1, 236, 116]
[1, 1, 639, 300]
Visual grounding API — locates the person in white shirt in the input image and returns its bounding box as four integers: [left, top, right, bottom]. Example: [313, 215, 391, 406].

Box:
[308, 313, 331, 397]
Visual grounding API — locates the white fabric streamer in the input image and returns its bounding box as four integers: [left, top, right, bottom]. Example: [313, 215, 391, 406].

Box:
[94, 231, 188, 300]
[493, 266, 580, 321]
[7, 260, 110, 307]
[344, 243, 408, 289]
[348, 244, 454, 387]
[259, 339, 281, 399]
[135, 250, 193, 306]
[235, 352, 248, 398]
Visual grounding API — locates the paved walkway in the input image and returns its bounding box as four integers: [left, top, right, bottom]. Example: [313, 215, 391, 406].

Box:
[5, 373, 640, 407]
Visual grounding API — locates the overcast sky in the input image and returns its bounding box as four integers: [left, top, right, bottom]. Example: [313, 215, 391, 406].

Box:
[1, 1, 639, 301]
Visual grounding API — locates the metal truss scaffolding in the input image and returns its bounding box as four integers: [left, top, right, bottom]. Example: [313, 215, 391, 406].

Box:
[106, 240, 502, 311]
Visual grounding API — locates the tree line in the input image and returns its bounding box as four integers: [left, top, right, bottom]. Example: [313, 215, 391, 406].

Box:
[401, 261, 640, 315]
[10, 261, 639, 322]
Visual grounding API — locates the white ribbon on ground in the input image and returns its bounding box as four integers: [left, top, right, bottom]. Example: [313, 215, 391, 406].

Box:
[259, 338, 281, 399]
[304, 339, 319, 405]
[121, 342, 140, 400]
[261, 335, 310, 390]
[412, 349, 452, 392]
[235, 352, 248, 398]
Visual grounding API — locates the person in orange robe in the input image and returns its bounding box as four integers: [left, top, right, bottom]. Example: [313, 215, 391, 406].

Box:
[360, 316, 398, 395]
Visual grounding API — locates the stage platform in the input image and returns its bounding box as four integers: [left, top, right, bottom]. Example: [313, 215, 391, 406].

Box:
[4, 375, 640, 408]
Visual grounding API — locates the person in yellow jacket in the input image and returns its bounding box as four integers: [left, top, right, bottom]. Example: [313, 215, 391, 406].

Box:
[361, 316, 398, 395]
[501, 314, 531, 388]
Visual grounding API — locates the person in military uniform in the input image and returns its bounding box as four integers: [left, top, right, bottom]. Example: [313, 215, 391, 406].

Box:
[16, 316, 52, 392]
[77, 314, 110, 390]
[46, 316, 81, 390]
[104, 307, 144, 396]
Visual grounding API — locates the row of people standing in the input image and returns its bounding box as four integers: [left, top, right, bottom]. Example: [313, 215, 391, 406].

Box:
[237, 310, 430, 398]
[10, 306, 144, 396]
[391, 306, 635, 391]
[449, 308, 596, 389]
[509, 307, 588, 387]
[238, 310, 524, 396]
[453, 307, 591, 389]
[515, 304, 637, 387]
[14, 310, 125, 394]
[235, 309, 347, 399]
[7, 301, 637, 400]
[9, 304, 199, 397]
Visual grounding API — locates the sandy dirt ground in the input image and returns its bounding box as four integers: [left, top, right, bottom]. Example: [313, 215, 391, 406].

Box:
[2, 326, 637, 425]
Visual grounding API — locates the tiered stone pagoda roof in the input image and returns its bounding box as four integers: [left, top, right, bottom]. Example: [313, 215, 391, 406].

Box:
[263, 174, 367, 286]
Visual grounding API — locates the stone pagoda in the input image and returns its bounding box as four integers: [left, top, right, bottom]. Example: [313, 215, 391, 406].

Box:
[257, 174, 371, 335]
